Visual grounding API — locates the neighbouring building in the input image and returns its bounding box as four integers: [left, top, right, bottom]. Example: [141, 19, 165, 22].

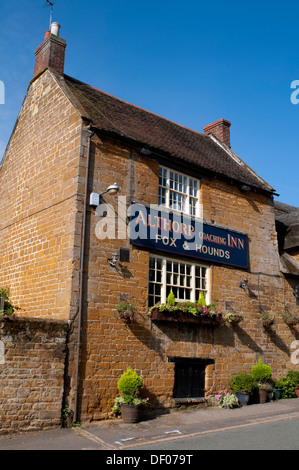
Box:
[0, 23, 298, 432]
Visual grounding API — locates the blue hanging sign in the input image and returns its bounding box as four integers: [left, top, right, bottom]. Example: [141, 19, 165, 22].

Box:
[129, 204, 249, 269]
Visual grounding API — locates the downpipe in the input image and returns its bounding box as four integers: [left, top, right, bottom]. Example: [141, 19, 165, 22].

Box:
[74, 125, 95, 423]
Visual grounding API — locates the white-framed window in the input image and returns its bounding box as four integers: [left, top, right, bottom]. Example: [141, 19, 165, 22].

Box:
[159, 166, 200, 217]
[148, 255, 209, 307]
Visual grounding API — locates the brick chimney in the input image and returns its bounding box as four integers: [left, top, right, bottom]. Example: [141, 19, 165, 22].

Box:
[34, 23, 66, 77]
[203, 119, 231, 148]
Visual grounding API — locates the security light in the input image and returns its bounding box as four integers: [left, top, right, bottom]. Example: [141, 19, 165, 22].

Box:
[89, 183, 120, 207]
[110, 251, 119, 267]
[105, 183, 120, 195]
[240, 278, 249, 290]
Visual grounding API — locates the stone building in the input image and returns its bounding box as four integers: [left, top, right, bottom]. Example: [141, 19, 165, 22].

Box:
[0, 24, 298, 430]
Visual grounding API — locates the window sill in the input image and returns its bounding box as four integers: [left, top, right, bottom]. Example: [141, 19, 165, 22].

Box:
[173, 397, 206, 404]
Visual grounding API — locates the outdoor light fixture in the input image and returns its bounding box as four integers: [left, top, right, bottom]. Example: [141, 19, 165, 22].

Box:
[240, 278, 249, 290]
[240, 185, 251, 192]
[89, 183, 120, 207]
[294, 285, 299, 305]
[139, 147, 152, 156]
[109, 251, 119, 267]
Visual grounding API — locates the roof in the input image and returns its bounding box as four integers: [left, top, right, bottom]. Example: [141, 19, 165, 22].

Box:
[275, 201, 299, 251]
[56, 72, 274, 194]
[280, 252, 299, 276]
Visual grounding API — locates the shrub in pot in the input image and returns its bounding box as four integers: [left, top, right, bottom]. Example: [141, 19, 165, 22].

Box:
[287, 371, 299, 398]
[112, 367, 149, 423]
[252, 358, 272, 403]
[275, 376, 296, 399]
[230, 373, 254, 406]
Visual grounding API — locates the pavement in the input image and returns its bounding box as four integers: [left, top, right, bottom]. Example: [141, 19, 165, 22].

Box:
[0, 398, 298, 450]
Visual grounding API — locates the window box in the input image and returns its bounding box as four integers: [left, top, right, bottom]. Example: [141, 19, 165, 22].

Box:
[149, 306, 223, 327]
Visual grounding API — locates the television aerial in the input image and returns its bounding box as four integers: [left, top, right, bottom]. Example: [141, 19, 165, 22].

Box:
[44, 0, 56, 29]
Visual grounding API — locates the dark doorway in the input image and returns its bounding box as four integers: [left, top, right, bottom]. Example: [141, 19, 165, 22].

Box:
[169, 357, 214, 399]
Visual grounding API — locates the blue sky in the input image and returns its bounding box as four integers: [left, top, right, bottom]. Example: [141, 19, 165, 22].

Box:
[0, 0, 298, 206]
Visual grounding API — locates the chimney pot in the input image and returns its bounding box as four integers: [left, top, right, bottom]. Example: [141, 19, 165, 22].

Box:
[50, 22, 61, 37]
[34, 25, 66, 77]
[203, 119, 231, 148]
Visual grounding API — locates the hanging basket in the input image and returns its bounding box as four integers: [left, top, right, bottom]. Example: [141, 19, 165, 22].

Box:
[282, 313, 299, 326]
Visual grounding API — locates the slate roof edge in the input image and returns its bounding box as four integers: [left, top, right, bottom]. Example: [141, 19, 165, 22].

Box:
[51, 71, 276, 196]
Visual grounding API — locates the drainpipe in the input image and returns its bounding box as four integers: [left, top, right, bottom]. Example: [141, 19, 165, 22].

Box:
[74, 125, 95, 423]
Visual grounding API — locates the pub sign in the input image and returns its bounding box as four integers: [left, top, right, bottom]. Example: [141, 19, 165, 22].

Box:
[129, 204, 249, 269]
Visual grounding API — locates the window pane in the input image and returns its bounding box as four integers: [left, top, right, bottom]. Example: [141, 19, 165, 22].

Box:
[159, 167, 167, 187]
[149, 269, 155, 282]
[148, 257, 162, 306]
[150, 255, 208, 306]
[155, 284, 161, 296]
[159, 187, 166, 206]
[159, 167, 200, 216]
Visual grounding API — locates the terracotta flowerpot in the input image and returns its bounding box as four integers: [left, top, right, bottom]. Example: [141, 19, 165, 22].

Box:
[258, 389, 268, 404]
[295, 387, 299, 398]
[121, 404, 141, 423]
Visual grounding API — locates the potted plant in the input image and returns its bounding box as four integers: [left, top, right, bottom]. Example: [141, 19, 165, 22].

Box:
[281, 308, 299, 326]
[112, 367, 149, 423]
[230, 373, 254, 406]
[274, 376, 296, 399]
[265, 382, 274, 401]
[115, 300, 136, 322]
[286, 370, 299, 398]
[216, 391, 239, 409]
[223, 312, 244, 326]
[258, 310, 274, 329]
[251, 358, 272, 403]
[273, 386, 282, 401]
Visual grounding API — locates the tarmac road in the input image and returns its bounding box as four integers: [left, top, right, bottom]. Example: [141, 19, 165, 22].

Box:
[134, 417, 299, 450]
[0, 398, 298, 451]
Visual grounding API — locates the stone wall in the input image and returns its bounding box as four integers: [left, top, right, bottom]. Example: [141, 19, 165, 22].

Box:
[72, 133, 299, 421]
[0, 70, 82, 320]
[0, 316, 68, 434]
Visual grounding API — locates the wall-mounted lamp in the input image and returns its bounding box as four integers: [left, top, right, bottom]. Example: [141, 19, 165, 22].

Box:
[240, 185, 251, 192]
[90, 183, 120, 207]
[240, 278, 249, 290]
[109, 251, 119, 267]
[294, 285, 299, 305]
[139, 147, 152, 156]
